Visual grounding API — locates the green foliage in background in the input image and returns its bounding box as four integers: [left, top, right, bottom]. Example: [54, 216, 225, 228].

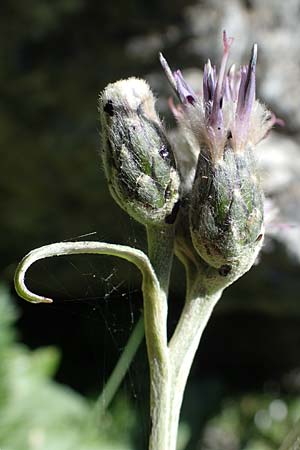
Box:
[0, 284, 137, 450]
[197, 393, 300, 450]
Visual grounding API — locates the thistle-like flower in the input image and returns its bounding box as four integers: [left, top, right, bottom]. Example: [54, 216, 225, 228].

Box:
[160, 32, 276, 274]
[160, 31, 276, 162]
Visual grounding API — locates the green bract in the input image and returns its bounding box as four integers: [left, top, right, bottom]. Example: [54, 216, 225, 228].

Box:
[99, 77, 180, 226]
[190, 145, 264, 274]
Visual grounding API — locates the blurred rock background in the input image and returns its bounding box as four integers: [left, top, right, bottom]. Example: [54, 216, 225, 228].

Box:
[1, 0, 300, 449]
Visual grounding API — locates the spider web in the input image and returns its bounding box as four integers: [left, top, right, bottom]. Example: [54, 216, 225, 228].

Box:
[23, 219, 149, 445]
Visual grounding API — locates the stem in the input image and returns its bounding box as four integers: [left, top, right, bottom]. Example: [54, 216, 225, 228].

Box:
[95, 315, 144, 418]
[13, 233, 226, 450]
[144, 225, 223, 450]
[168, 280, 221, 450]
[14, 235, 223, 450]
[145, 224, 175, 450]
[167, 280, 222, 450]
[94, 224, 175, 424]
[143, 282, 170, 450]
[14, 241, 158, 304]
[146, 258, 223, 450]
[146, 224, 175, 293]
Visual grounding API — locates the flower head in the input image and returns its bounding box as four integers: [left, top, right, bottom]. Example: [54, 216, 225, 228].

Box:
[160, 32, 279, 274]
[160, 31, 277, 162]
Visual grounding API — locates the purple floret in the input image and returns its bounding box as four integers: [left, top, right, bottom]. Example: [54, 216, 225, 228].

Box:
[173, 70, 197, 105]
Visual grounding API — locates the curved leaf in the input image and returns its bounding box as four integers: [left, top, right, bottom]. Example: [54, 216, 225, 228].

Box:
[14, 241, 159, 304]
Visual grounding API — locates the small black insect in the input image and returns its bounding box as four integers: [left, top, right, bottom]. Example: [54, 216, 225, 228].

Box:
[159, 145, 169, 160]
[104, 100, 114, 117]
[218, 264, 232, 276]
[227, 129, 233, 139]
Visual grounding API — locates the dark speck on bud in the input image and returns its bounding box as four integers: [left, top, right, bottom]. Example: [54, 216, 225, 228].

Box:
[99, 78, 180, 226]
[159, 144, 169, 160]
[218, 264, 232, 277]
[103, 100, 114, 117]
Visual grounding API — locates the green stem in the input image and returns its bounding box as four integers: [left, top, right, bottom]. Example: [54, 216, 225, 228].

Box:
[14, 241, 158, 304]
[144, 224, 175, 450]
[146, 224, 175, 293]
[146, 257, 223, 450]
[95, 223, 175, 423]
[167, 279, 222, 450]
[143, 280, 170, 450]
[13, 240, 169, 445]
[13, 237, 224, 450]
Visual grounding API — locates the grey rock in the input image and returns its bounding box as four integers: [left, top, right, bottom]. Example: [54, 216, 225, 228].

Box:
[258, 133, 300, 262]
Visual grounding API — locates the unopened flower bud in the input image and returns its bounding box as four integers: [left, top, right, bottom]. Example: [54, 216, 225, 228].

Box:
[99, 77, 180, 226]
[190, 145, 264, 272]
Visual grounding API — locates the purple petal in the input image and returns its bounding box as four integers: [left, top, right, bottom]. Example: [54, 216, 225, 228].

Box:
[159, 52, 197, 105]
[203, 59, 216, 103]
[236, 44, 257, 120]
[235, 44, 257, 146]
[173, 70, 197, 105]
[209, 31, 233, 129]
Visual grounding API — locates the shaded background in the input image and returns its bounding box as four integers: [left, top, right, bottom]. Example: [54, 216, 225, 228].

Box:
[1, 0, 300, 449]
